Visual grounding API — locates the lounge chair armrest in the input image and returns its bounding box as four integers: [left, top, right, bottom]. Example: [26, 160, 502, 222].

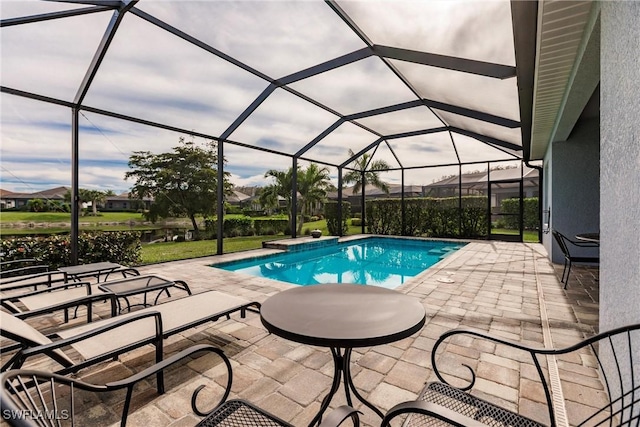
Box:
[18, 311, 163, 360]
[119, 267, 141, 277]
[0, 264, 49, 279]
[318, 406, 362, 427]
[0, 258, 39, 269]
[1, 281, 91, 301]
[0, 271, 67, 291]
[13, 293, 117, 320]
[382, 401, 487, 427]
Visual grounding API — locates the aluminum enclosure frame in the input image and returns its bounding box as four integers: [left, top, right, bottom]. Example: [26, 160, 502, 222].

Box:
[0, 0, 538, 261]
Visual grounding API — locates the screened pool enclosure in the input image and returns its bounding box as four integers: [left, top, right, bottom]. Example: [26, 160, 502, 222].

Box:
[1, 1, 541, 262]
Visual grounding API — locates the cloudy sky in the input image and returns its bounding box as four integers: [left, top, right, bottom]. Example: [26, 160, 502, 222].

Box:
[1, 0, 521, 195]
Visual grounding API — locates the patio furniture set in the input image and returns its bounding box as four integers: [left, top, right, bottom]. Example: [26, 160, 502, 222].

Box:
[1, 259, 638, 427]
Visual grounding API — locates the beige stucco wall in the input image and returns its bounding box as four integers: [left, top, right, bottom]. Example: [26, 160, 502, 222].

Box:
[600, 1, 640, 332]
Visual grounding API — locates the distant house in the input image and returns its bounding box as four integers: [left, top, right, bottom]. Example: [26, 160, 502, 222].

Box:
[102, 192, 152, 211]
[0, 187, 152, 212]
[0, 186, 69, 209]
[327, 183, 424, 212]
[226, 190, 252, 207]
[423, 166, 539, 207]
[0, 189, 18, 209]
[325, 167, 539, 213]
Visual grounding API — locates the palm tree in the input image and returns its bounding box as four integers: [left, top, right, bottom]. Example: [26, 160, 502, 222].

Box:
[84, 190, 107, 216]
[297, 163, 331, 234]
[343, 148, 390, 195]
[260, 168, 294, 231]
[64, 188, 107, 216]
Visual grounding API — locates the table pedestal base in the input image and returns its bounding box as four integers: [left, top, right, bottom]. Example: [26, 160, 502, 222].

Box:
[310, 347, 383, 427]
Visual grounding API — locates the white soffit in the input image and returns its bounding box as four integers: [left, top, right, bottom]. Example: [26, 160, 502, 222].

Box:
[530, 0, 597, 160]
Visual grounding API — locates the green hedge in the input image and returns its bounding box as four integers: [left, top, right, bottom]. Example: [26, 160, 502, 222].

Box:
[500, 197, 539, 230]
[252, 218, 288, 235]
[223, 216, 254, 237]
[0, 231, 142, 268]
[203, 217, 288, 238]
[324, 201, 351, 235]
[366, 196, 488, 238]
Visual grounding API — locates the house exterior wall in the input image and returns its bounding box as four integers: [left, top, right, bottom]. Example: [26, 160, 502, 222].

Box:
[545, 118, 600, 264]
[600, 2, 640, 332]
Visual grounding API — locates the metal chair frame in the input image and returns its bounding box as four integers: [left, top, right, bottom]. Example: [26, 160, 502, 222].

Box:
[0, 344, 232, 427]
[551, 230, 599, 288]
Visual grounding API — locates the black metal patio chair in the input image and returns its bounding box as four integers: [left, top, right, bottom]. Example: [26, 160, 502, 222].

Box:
[0, 344, 232, 427]
[3, 323, 637, 427]
[196, 323, 640, 427]
[552, 230, 599, 288]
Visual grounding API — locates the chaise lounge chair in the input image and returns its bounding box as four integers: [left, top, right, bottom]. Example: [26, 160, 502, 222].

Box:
[0, 290, 260, 380]
[0, 259, 50, 279]
[0, 281, 114, 323]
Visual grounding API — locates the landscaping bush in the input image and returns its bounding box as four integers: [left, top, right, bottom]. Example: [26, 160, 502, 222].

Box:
[226, 205, 243, 215]
[223, 216, 254, 237]
[253, 218, 288, 235]
[500, 197, 539, 230]
[324, 201, 351, 235]
[241, 209, 265, 217]
[365, 196, 488, 238]
[0, 231, 142, 268]
[350, 218, 362, 226]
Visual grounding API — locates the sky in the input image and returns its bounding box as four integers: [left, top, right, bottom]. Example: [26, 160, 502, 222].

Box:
[0, 0, 521, 195]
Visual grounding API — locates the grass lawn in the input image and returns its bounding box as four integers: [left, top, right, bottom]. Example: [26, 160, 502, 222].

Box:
[492, 228, 539, 243]
[1, 212, 146, 223]
[140, 235, 284, 264]
[140, 219, 364, 264]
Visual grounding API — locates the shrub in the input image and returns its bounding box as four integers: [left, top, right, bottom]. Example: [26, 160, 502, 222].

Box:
[500, 197, 539, 230]
[223, 216, 253, 237]
[351, 218, 362, 226]
[226, 205, 243, 215]
[253, 219, 288, 235]
[0, 231, 142, 268]
[365, 196, 488, 238]
[324, 201, 350, 235]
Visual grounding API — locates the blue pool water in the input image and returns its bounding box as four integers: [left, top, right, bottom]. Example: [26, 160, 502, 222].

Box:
[214, 237, 465, 289]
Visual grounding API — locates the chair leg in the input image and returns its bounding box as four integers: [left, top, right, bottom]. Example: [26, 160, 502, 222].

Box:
[561, 259, 568, 284]
[565, 261, 573, 288]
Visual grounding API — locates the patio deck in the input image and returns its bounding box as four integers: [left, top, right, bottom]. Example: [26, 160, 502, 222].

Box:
[0, 239, 601, 427]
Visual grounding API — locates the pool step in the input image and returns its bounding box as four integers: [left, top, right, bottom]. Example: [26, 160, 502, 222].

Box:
[263, 236, 340, 252]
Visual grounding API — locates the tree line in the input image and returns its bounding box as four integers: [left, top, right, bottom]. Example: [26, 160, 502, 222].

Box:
[124, 138, 392, 239]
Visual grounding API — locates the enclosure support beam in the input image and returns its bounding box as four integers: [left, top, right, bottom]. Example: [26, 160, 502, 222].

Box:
[338, 168, 344, 237]
[74, 1, 137, 105]
[292, 158, 298, 239]
[373, 45, 517, 79]
[71, 108, 80, 265]
[0, 5, 116, 27]
[217, 140, 224, 255]
[401, 170, 406, 236]
[458, 164, 463, 236]
[361, 171, 366, 235]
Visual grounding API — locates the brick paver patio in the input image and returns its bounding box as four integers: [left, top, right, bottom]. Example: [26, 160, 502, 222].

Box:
[0, 238, 601, 427]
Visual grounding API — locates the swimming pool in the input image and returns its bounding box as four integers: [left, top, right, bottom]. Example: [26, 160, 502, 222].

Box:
[213, 237, 465, 289]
